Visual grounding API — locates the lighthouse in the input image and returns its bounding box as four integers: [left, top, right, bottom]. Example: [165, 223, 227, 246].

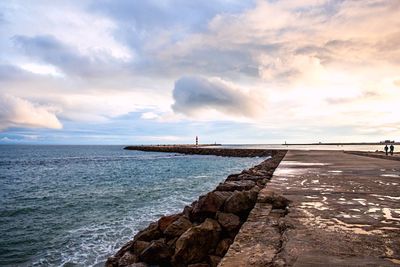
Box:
[196, 136, 198, 146]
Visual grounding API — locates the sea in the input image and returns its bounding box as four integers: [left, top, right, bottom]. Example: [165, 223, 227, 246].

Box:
[0, 145, 264, 266]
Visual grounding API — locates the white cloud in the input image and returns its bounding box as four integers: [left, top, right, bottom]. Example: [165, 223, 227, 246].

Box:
[0, 94, 62, 130]
[141, 112, 160, 120]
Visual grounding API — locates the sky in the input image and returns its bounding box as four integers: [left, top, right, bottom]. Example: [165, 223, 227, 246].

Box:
[0, 0, 399, 144]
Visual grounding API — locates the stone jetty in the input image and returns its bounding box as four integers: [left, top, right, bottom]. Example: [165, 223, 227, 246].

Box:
[106, 147, 287, 267]
[124, 145, 272, 158]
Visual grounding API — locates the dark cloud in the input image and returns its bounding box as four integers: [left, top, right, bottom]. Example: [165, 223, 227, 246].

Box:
[12, 35, 123, 77]
[172, 76, 261, 117]
[0, 64, 33, 81]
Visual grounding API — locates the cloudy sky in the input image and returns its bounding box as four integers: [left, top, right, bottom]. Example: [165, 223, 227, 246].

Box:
[1, 0, 399, 144]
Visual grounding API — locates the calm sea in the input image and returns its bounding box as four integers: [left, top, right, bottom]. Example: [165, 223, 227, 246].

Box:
[0, 145, 263, 266]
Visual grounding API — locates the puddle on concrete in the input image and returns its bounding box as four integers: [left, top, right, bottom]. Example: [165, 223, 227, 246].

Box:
[353, 198, 367, 206]
[366, 207, 381, 213]
[300, 201, 330, 211]
[371, 194, 400, 200]
[328, 170, 343, 173]
[381, 174, 400, 178]
[350, 208, 361, 212]
[300, 209, 383, 235]
[382, 208, 400, 222]
[281, 161, 330, 166]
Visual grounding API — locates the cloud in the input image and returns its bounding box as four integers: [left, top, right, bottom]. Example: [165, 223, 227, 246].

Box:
[172, 76, 262, 118]
[12, 34, 124, 77]
[0, 94, 62, 130]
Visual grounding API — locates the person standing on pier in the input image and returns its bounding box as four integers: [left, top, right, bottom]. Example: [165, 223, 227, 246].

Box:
[390, 144, 394, 156]
[384, 145, 389, 155]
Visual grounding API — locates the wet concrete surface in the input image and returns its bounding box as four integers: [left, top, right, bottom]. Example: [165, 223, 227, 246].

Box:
[270, 150, 400, 266]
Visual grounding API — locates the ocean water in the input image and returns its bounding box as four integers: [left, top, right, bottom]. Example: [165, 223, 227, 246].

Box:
[0, 145, 263, 267]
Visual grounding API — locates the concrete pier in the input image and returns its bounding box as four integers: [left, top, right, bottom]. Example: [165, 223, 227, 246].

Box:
[220, 150, 400, 266]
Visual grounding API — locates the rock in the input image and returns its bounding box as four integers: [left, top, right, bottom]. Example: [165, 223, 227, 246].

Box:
[119, 251, 139, 266]
[216, 212, 240, 232]
[132, 241, 150, 255]
[164, 216, 192, 237]
[105, 256, 118, 267]
[183, 205, 193, 219]
[173, 219, 221, 265]
[158, 214, 181, 232]
[215, 180, 256, 191]
[188, 264, 210, 267]
[139, 240, 172, 265]
[208, 255, 222, 267]
[224, 190, 256, 216]
[113, 240, 134, 258]
[134, 222, 162, 242]
[192, 191, 232, 221]
[127, 263, 148, 267]
[258, 190, 291, 209]
[215, 238, 232, 256]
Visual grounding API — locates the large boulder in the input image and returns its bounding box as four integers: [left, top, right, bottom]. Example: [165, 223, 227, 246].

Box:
[139, 239, 172, 265]
[215, 238, 232, 256]
[258, 190, 291, 209]
[223, 190, 256, 216]
[134, 222, 162, 242]
[118, 251, 139, 266]
[132, 241, 150, 255]
[173, 218, 222, 265]
[208, 255, 222, 267]
[191, 191, 232, 221]
[158, 214, 181, 232]
[164, 216, 192, 237]
[215, 180, 255, 191]
[216, 212, 240, 232]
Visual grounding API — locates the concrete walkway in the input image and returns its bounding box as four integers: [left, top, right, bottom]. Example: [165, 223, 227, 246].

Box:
[270, 150, 400, 266]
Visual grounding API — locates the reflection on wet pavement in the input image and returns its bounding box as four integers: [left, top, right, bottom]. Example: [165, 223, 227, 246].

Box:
[269, 150, 400, 265]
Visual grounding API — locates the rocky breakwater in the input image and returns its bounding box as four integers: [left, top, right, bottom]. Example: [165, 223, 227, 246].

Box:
[106, 150, 287, 267]
[124, 146, 273, 158]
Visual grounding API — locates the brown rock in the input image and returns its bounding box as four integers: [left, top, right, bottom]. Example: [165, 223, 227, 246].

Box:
[183, 205, 193, 219]
[113, 240, 135, 258]
[132, 241, 150, 255]
[215, 180, 256, 191]
[192, 191, 232, 221]
[164, 216, 192, 237]
[216, 212, 240, 232]
[134, 222, 162, 242]
[258, 190, 291, 209]
[208, 255, 222, 267]
[139, 240, 172, 265]
[215, 238, 232, 256]
[224, 190, 256, 216]
[105, 256, 118, 267]
[173, 219, 222, 265]
[119, 251, 139, 266]
[158, 214, 181, 232]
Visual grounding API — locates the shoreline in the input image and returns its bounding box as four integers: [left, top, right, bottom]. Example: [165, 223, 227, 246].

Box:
[106, 148, 287, 266]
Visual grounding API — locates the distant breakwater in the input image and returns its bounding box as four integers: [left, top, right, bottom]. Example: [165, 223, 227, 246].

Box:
[124, 146, 274, 158]
[106, 148, 286, 267]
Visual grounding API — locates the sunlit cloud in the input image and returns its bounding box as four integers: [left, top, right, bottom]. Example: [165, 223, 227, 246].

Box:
[0, 0, 399, 143]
